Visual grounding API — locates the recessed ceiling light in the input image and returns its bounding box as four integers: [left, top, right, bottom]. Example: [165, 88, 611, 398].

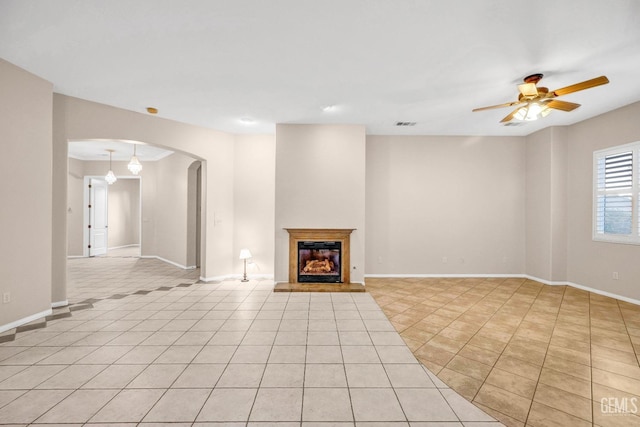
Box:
[239, 117, 256, 125]
[147, 107, 158, 114]
[322, 105, 337, 112]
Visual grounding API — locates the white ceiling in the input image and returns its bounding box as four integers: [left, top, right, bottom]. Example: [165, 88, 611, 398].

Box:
[68, 140, 173, 161]
[1, 0, 639, 137]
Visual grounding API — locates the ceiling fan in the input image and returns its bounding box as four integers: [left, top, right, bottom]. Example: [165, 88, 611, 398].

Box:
[472, 74, 609, 123]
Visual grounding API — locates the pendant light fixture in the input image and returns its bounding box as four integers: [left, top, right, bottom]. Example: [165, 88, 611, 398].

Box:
[127, 144, 143, 175]
[105, 149, 117, 185]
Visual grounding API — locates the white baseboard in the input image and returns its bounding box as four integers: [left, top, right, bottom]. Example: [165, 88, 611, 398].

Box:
[140, 255, 191, 270]
[200, 274, 274, 282]
[51, 300, 68, 308]
[525, 274, 640, 306]
[67, 255, 85, 259]
[365, 273, 640, 307]
[521, 274, 567, 286]
[567, 280, 640, 306]
[0, 308, 52, 334]
[108, 244, 140, 250]
[365, 273, 524, 278]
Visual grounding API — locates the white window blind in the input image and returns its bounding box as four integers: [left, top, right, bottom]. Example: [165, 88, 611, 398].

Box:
[593, 142, 640, 244]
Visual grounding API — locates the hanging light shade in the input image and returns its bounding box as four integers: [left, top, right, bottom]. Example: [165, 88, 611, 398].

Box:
[513, 101, 552, 121]
[127, 144, 143, 175]
[105, 149, 117, 185]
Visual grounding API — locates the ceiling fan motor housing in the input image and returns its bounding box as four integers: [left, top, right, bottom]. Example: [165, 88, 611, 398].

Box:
[523, 73, 544, 84]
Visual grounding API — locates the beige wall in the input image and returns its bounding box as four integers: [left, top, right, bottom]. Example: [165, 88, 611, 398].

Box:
[53, 94, 236, 280]
[550, 127, 568, 282]
[275, 124, 366, 284]
[524, 127, 568, 282]
[366, 135, 526, 275]
[67, 157, 85, 256]
[525, 129, 553, 279]
[52, 96, 68, 304]
[566, 101, 640, 299]
[0, 59, 53, 330]
[68, 159, 151, 256]
[154, 154, 197, 267]
[67, 153, 196, 267]
[107, 178, 140, 249]
[233, 134, 276, 278]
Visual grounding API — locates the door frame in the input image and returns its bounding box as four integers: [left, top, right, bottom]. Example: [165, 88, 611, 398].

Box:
[83, 175, 142, 257]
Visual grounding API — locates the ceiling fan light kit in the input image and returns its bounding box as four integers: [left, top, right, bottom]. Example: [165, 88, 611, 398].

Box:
[473, 73, 609, 124]
[513, 102, 552, 121]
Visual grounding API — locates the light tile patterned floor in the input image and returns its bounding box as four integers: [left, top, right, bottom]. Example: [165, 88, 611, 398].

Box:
[367, 277, 640, 427]
[67, 254, 200, 303]
[0, 257, 501, 426]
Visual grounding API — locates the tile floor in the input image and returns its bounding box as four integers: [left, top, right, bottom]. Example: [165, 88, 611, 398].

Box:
[0, 257, 501, 426]
[67, 253, 200, 303]
[367, 277, 640, 427]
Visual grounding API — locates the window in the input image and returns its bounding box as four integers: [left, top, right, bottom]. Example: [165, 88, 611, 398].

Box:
[593, 142, 640, 244]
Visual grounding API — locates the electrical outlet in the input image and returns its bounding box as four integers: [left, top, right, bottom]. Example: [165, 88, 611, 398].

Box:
[2, 292, 10, 304]
[377, 256, 382, 264]
[460, 258, 465, 264]
[442, 257, 448, 263]
[613, 272, 619, 280]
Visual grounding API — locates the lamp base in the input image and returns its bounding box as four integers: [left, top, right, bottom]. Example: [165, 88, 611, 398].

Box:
[241, 279, 249, 282]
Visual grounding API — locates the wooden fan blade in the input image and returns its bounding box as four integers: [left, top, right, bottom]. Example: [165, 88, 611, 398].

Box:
[552, 76, 609, 97]
[500, 107, 522, 123]
[472, 101, 522, 112]
[518, 83, 538, 97]
[546, 100, 581, 112]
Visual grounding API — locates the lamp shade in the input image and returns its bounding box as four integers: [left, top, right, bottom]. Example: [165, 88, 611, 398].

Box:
[127, 144, 143, 175]
[105, 149, 117, 184]
[128, 155, 142, 174]
[514, 101, 551, 121]
[239, 248, 252, 259]
[105, 170, 117, 185]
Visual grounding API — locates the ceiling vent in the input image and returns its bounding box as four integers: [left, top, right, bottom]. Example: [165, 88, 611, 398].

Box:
[503, 122, 524, 127]
[395, 121, 416, 126]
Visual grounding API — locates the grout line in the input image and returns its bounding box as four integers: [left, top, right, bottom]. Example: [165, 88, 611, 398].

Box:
[374, 277, 535, 424]
[336, 293, 357, 424]
[520, 284, 567, 425]
[375, 278, 616, 426]
[449, 278, 541, 422]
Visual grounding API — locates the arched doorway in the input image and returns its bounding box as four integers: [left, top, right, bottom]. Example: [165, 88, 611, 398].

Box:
[67, 139, 204, 270]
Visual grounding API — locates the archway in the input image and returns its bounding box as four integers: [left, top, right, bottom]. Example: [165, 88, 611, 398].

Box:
[66, 138, 205, 270]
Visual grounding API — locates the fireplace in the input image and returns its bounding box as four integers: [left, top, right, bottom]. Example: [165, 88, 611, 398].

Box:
[284, 228, 355, 286]
[278, 228, 363, 292]
[298, 241, 342, 283]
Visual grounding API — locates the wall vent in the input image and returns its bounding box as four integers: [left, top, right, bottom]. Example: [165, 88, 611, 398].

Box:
[395, 121, 417, 126]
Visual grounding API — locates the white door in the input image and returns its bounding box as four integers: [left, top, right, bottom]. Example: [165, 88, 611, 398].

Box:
[89, 178, 108, 256]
